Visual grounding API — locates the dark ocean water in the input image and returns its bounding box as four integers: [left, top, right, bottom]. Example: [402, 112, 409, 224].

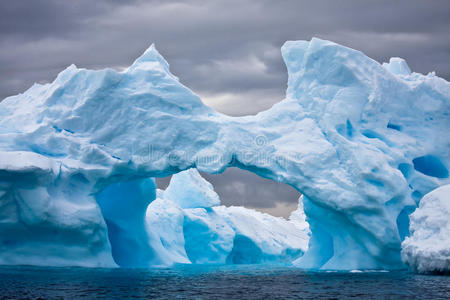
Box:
[0, 265, 448, 299]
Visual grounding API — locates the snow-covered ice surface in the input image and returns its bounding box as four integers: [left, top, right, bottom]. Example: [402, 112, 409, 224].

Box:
[0, 38, 449, 270]
[401, 185, 450, 274]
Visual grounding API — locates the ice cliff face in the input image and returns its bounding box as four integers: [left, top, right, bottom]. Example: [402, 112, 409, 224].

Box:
[0, 152, 116, 267]
[0, 38, 449, 270]
[401, 185, 450, 274]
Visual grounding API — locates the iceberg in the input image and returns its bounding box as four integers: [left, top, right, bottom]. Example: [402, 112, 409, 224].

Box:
[401, 185, 450, 274]
[0, 38, 449, 270]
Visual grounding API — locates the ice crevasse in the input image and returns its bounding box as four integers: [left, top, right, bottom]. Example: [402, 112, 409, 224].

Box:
[0, 38, 449, 271]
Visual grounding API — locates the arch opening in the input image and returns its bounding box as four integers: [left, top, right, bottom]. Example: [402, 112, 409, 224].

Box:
[155, 167, 309, 266]
[157, 167, 301, 219]
[94, 166, 309, 268]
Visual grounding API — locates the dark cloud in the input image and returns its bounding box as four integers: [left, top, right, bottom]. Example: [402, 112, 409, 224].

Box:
[201, 168, 300, 208]
[2, 0, 449, 216]
[155, 168, 301, 217]
[1, 0, 449, 105]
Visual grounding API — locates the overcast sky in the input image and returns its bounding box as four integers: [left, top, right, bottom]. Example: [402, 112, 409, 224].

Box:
[2, 0, 449, 217]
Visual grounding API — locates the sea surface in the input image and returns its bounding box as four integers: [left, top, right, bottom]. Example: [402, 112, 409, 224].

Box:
[0, 265, 448, 299]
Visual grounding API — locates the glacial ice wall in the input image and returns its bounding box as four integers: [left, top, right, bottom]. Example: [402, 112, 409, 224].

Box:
[0, 38, 449, 270]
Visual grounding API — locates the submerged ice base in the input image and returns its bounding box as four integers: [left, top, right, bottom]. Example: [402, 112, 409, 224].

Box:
[0, 38, 449, 270]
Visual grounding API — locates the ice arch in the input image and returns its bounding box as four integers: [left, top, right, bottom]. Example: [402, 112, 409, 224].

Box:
[0, 38, 449, 270]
